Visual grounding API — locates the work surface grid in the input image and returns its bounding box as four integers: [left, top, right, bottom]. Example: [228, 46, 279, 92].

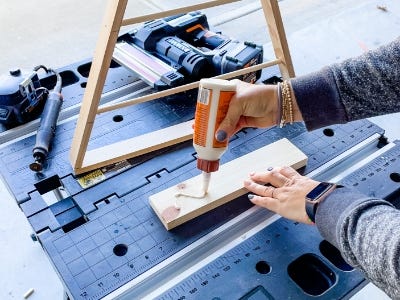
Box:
[1, 0, 399, 299]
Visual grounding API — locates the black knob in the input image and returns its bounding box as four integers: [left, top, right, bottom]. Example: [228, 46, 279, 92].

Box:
[9, 68, 21, 76]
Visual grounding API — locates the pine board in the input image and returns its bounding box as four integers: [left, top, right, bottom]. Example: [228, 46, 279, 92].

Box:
[149, 138, 307, 230]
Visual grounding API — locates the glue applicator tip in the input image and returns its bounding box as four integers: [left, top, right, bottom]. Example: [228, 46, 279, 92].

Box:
[202, 171, 211, 194]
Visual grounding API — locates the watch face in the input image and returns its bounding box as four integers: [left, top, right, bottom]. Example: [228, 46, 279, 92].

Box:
[306, 182, 333, 202]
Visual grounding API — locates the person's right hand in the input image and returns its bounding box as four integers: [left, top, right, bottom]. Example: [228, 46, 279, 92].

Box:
[215, 79, 279, 142]
[244, 166, 319, 224]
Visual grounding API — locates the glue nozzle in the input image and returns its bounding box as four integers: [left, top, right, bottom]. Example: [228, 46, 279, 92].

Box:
[202, 171, 211, 194]
[197, 159, 219, 194]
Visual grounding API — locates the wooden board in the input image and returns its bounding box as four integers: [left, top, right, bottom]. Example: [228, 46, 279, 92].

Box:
[149, 138, 307, 230]
[74, 120, 194, 175]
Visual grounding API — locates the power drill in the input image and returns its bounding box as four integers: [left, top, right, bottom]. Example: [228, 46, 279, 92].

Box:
[113, 11, 263, 90]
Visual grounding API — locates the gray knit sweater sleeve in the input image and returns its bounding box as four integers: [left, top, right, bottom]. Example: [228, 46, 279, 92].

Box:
[291, 37, 400, 130]
[289, 37, 400, 299]
[316, 188, 400, 299]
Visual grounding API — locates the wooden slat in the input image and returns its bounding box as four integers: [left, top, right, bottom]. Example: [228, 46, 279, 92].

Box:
[121, 0, 241, 26]
[74, 120, 194, 175]
[96, 59, 281, 114]
[260, 0, 294, 78]
[149, 138, 307, 230]
[69, 0, 128, 169]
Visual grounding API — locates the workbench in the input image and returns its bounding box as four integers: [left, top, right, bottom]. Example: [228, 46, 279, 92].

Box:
[1, 1, 399, 299]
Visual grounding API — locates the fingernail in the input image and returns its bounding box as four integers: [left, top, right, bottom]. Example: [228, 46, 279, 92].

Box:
[216, 130, 227, 142]
[248, 194, 254, 200]
[249, 171, 255, 176]
[244, 179, 251, 186]
[267, 166, 273, 171]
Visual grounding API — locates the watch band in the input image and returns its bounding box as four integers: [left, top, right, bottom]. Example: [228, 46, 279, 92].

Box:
[305, 182, 337, 223]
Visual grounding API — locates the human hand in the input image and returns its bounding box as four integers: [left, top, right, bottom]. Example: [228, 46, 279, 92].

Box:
[215, 79, 279, 142]
[244, 166, 319, 224]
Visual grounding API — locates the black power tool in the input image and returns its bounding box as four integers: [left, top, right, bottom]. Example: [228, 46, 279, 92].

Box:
[0, 68, 47, 126]
[29, 67, 63, 172]
[0, 65, 63, 171]
[113, 11, 264, 90]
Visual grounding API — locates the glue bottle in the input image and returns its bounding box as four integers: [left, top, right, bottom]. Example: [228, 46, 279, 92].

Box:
[193, 78, 236, 194]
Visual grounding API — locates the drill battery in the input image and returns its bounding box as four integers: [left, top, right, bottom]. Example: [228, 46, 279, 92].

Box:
[113, 11, 263, 90]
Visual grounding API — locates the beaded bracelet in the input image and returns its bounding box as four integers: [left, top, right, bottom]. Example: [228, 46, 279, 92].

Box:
[279, 80, 294, 127]
[276, 82, 283, 126]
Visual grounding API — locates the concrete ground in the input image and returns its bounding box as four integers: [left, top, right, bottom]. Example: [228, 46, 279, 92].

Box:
[0, 0, 398, 299]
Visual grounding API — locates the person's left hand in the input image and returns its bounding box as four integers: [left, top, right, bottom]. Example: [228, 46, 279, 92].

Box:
[244, 166, 320, 224]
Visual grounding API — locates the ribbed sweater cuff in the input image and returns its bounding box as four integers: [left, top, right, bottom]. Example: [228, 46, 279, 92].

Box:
[290, 67, 348, 130]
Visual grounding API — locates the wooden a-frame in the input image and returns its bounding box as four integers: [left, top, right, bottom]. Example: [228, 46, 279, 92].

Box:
[69, 0, 295, 175]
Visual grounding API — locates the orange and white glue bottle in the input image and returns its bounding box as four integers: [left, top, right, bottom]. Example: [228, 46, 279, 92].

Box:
[193, 78, 236, 194]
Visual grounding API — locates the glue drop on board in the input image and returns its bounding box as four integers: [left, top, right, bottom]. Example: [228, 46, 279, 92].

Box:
[193, 78, 236, 193]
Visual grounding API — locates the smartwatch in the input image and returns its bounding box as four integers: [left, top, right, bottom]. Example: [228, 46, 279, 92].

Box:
[305, 182, 337, 223]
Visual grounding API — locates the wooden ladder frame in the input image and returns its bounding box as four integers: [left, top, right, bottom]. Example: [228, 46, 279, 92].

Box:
[69, 0, 294, 175]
